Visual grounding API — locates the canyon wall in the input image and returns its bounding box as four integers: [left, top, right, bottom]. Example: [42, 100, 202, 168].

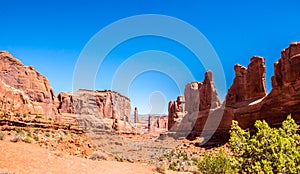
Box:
[148, 115, 168, 132]
[0, 51, 58, 118]
[57, 89, 131, 121]
[0, 52, 133, 132]
[168, 41, 300, 144]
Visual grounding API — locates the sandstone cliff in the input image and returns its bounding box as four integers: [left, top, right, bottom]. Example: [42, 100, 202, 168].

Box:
[57, 89, 134, 132]
[0, 51, 57, 118]
[168, 41, 300, 144]
[57, 89, 130, 120]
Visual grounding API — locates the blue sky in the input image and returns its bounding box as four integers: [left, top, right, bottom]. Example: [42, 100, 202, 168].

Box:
[1, 0, 300, 114]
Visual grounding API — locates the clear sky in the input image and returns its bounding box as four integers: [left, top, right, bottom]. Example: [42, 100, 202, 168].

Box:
[1, 0, 300, 114]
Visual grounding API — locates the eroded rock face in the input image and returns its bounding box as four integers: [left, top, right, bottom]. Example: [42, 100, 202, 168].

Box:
[168, 42, 300, 145]
[134, 107, 139, 123]
[0, 51, 57, 118]
[226, 56, 267, 106]
[167, 96, 185, 130]
[57, 89, 131, 121]
[148, 115, 168, 132]
[184, 71, 221, 114]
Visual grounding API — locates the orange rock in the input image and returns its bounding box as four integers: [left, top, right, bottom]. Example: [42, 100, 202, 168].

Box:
[0, 51, 57, 118]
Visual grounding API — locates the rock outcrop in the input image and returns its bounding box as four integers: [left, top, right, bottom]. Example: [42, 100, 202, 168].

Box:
[168, 41, 300, 145]
[57, 89, 130, 121]
[167, 96, 186, 130]
[57, 89, 133, 132]
[226, 56, 267, 106]
[148, 115, 168, 132]
[0, 51, 57, 118]
[185, 70, 221, 113]
[134, 107, 139, 123]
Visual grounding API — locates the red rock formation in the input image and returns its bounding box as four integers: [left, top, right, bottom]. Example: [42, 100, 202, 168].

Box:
[148, 115, 168, 132]
[167, 96, 185, 130]
[57, 89, 131, 121]
[0, 51, 57, 118]
[226, 56, 267, 106]
[168, 41, 300, 145]
[134, 107, 139, 123]
[185, 70, 221, 113]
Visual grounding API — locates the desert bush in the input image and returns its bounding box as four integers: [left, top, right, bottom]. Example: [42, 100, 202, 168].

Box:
[195, 148, 233, 174]
[23, 113, 27, 118]
[0, 131, 4, 140]
[229, 115, 300, 173]
[35, 115, 43, 119]
[169, 161, 178, 171]
[24, 135, 32, 143]
[15, 128, 24, 135]
[33, 135, 39, 141]
[45, 132, 50, 137]
[156, 162, 167, 174]
[15, 112, 21, 117]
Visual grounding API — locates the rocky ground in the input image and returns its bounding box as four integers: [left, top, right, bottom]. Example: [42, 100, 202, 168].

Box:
[0, 111, 204, 174]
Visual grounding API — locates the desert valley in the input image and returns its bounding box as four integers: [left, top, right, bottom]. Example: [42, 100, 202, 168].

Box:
[0, 41, 300, 173]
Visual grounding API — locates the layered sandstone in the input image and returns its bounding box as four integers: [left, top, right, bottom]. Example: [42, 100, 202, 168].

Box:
[57, 89, 133, 132]
[0, 51, 57, 118]
[226, 56, 267, 106]
[57, 89, 130, 120]
[185, 70, 221, 113]
[167, 96, 185, 130]
[148, 115, 168, 132]
[168, 41, 300, 144]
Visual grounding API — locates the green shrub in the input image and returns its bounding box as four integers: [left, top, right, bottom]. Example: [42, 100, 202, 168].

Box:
[169, 162, 178, 171]
[35, 115, 43, 119]
[15, 112, 21, 117]
[15, 128, 24, 135]
[23, 113, 27, 118]
[63, 130, 68, 135]
[0, 131, 4, 140]
[195, 148, 233, 174]
[24, 135, 32, 143]
[229, 115, 300, 173]
[3, 111, 8, 116]
[33, 136, 39, 141]
[45, 132, 50, 137]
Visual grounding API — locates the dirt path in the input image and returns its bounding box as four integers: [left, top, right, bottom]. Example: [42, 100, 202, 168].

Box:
[0, 141, 161, 174]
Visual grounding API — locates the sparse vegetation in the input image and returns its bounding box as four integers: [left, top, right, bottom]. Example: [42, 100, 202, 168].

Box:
[15, 128, 24, 135]
[229, 115, 300, 173]
[23, 113, 27, 118]
[157, 115, 300, 174]
[15, 112, 21, 117]
[24, 135, 32, 143]
[156, 162, 167, 174]
[45, 132, 50, 137]
[0, 131, 4, 140]
[35, 115, 43, 119]
[63, 130, 68, 135]
[33, 135, 39, 141]
[195, 148, 233, 174]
